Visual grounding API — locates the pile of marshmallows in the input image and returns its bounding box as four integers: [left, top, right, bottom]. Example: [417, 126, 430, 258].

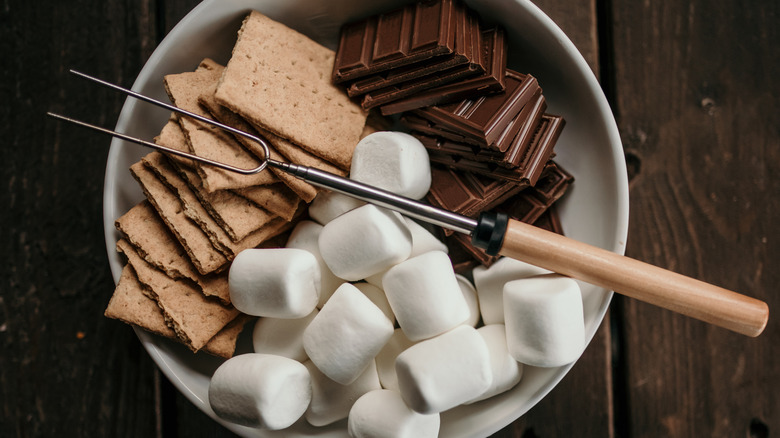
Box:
[209, 132, 587, 436]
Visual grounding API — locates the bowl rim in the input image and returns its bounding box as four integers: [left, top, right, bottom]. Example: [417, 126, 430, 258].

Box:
[102, 0, 629, 436]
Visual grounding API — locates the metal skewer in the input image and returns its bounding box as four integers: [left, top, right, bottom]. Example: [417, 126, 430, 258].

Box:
[49, 70, 769, 337]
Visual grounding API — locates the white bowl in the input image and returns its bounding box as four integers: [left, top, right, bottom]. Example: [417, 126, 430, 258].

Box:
[103, 0, 628, 436]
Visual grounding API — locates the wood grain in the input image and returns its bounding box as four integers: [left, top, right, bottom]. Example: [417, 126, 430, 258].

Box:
[2, 0, 777, 437]
[610, 0, 779, 437]
[0, 0, 162, 436]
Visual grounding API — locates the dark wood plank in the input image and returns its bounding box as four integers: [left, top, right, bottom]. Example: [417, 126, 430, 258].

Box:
[493, 1, 615, 437]
[0, 0, 164, 436]
[609, 0, 779, 436]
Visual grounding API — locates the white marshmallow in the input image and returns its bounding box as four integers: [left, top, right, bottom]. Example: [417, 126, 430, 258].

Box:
[208, 353, 311, 430]
[375, 328, 417, 391]
[456, 274, 481, 327]
[383, 251, 469, 341]
[395, 325, 492, 414]
[252, 309, 318, 362]
[468, 324, 523, 403]
[285, 220, 342, 307]
[229, 248, 320, 318]
[350, 131, 432, 200]
[308, 190, 365, 225]
[503, 274, 585, 367]
[348, 389, 440, 438]
[363, 219, 448, 287]
[303, 283, 394, 384]
[304, 359, 382, 427]
[354, 282, 395, 325]
[319, 204, 412, 281]
[404, 217, 448, 258]
[472, 257, 551, 324]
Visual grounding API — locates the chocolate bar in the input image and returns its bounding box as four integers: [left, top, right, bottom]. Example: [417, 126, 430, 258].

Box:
[406, 89, 547, 167]
[449, 202, 565, 267]
[360, 26, 504, 111]
[493, 161, 573, 224]
[426, 114, 564, 185]
[447, 166, 571, 267]
[378, 27, 508, 115]
[347, 3, 483, 97]
[332, 0, 459, 83]
[533, 203, 564, 235]
[406, 70, 537, 149]
[425, 164, 529, 219]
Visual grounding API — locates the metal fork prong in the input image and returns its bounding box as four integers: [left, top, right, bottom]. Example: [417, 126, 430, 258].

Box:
[68, 69, 272, 163]
[46, 112, 268, 175]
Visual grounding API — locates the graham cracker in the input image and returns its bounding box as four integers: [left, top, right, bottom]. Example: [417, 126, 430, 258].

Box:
[141, 150, 297, 259]
[130, 159, 229, 275]
[232, 183, 302, 222]
[163, 58, 276, 191]
[117, 239, 240, 352]
[143, 151, 276, 243]
[154, 115, 199, 169]
[199, 88, 325, 202]
[105, 265, 245, 358]
[114, 200, 230, 304]
[215, 10, 367, 170]
[154, 117, 301, 220]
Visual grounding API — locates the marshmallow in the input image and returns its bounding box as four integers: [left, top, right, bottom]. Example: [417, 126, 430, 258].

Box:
[308, 190, 365, 225]
[229, 248, 320, 318]
[348, 389, 440, 438]
[319, 204, 412, 281]
[252, 309, 318, 362]
[395, 325, 492, 414]
[383, 251, 469, 341]
[375, 328, 417, 391]
[468, 324, 523, 403]
[285, 220, 342, 307]
[473, 257, 551, 324]
[354, 282, 395, 325]
[304, 359, 382, 427]
[303, 283, 394, 384]
[363, 219, 448, 287]
[350, 131, 432, 200]
[504, 274, 585, 367]
[456, 274, 481, 327]
[404, 217, 448, 258]
[208, 353, 311, 430]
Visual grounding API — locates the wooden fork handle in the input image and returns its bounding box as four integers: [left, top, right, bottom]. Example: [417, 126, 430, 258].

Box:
[498, 219, 769, 337]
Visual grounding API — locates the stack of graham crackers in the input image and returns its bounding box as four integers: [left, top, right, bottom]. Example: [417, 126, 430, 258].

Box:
[105, 11, 371, 358]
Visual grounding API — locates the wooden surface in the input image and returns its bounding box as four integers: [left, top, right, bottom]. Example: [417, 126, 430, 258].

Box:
[1, 0, 777, 437]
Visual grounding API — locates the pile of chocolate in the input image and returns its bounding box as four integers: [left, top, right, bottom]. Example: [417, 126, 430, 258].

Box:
[332, 0, 573, 272]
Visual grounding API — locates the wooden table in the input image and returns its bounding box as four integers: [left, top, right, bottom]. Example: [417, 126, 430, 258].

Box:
[2, 0, 777, 436]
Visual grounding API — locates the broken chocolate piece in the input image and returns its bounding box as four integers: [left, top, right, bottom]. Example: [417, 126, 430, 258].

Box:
[446, 166, 571, 267]
[332, 0, 459, 83]
[426, 164, 529, 219]
[378, 27, 508, 115]
[425, 114, 565, 185]
[407, 89, 547, 168]
[407, 70, 537, 148]
[346, 2, 483, 97]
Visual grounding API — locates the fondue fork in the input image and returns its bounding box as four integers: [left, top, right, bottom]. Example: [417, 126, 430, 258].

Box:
[48, 70, 769, 337]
